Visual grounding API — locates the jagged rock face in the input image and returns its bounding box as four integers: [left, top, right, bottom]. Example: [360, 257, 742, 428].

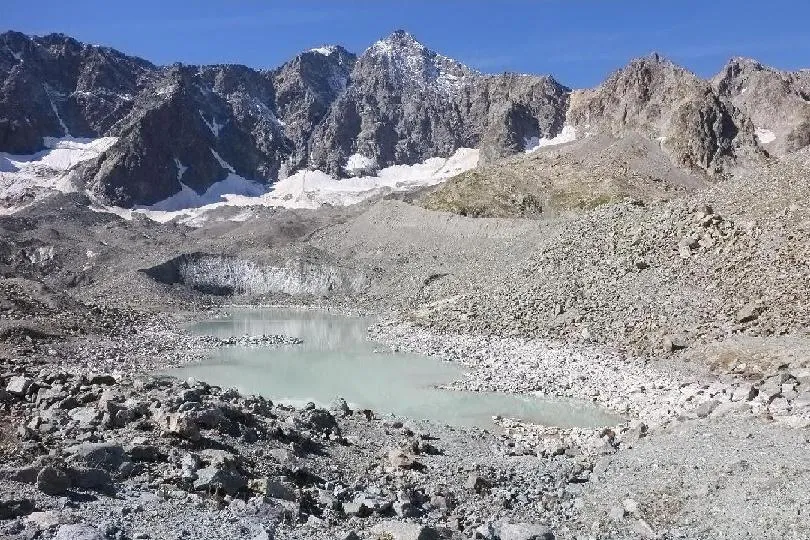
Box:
[85, 65, 290, 206]
[2, 31, 802, 208]
[309, 31, 570, 176]
[0, 31, 154, 153]
[568, 54, 755, 173]
[273, 47, 356, 175]
[713, 57, 810, 155]
[475, 74, 569, 163]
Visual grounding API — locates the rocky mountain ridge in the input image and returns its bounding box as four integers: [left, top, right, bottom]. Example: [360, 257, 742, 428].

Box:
[1, 30, 807, 208]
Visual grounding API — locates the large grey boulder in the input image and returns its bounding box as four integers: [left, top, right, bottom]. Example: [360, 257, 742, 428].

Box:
[6, 376, 33, 396]
[369, 521, 441, 540]
[54, 524, 105, 540]
[36, 466, 71, 495]
[65, 442, 127, 471]
[498, 522, 555, 540]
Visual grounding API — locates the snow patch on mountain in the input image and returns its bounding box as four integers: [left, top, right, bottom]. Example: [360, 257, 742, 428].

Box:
[210, 149, 236, 173]
[755, 127, 776, 144]
[5, 45, 23, 63]
[44, 84, 70, 137]
[173, 158, 188, 180]
[142, 174, 267, 212]
[199, 111, 224, 137]
[525, 125, 577, 152]
[344, 153, 378, 176]
[0, 136, 118, 207]
[310, 46, 337, 56]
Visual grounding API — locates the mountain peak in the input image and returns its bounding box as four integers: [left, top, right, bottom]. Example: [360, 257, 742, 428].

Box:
[367, 30, 426, 56]
[384, 29, 421, 46]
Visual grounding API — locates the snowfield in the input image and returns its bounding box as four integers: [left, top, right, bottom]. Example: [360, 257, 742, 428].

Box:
[0, 136, 118, 209]
[2, 133, 478, 225]
[755, 127, 777, 144]
[99, 147, 480, 226]
[524, 125, 577, 152]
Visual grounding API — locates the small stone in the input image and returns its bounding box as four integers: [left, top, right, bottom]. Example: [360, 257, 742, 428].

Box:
[388, 448, 419, 469]
[736, 302, 763, 323]
[464, 474, 492, 493]
[694, 400, 720, 418]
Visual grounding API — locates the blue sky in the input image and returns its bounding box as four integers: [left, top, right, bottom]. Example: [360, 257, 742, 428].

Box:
[4, 0, 809, 88]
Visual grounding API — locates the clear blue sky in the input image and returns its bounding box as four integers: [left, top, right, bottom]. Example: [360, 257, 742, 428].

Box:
[4, 0, 809, 88]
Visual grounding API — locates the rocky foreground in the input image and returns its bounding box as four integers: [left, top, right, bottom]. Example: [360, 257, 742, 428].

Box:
[1, 288, 809, 540]
[0, 310, 615, 540]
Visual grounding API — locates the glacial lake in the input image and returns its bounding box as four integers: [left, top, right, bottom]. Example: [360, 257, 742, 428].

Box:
[164, 308, 621, 429]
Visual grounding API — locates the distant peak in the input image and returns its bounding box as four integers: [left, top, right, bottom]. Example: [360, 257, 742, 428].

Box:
[724, 56, 766, 71]
[367, 29, 426, 55]
[309, 45, 339, 56]
[636, 52, 674, 66]
[385, 29, 420, 45]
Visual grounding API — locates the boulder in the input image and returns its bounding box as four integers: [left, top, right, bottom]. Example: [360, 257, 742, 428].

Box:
[464, 474, 492, 493]
[0, 498, 34, 519]
[0, 465, 41, 483]
[66, 442, 127, 471]
[731, 384, 758, 402]
[68, 467, 112, 491]
[388, 448, 420, 469]
[24, 510, 71, 529]
[36, 466, 71, 496]
[694, 400, 720, 418]
[126, 443, 164, 462]
[499, 523, 555, 540]
[342, 501, 372, 518]
[193, 465, 246, 496]
[330, 397, 353, 417]
[55, 524, 105, 540]
[161, 412, 201, 441]
[6, 376, 33, 397]
[297, 407, 340, 435]
[736, 302, 763, 323]
[370, 521, 440, 540]
[88, 374, 116, 386]
[248, 477, 296, 501]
